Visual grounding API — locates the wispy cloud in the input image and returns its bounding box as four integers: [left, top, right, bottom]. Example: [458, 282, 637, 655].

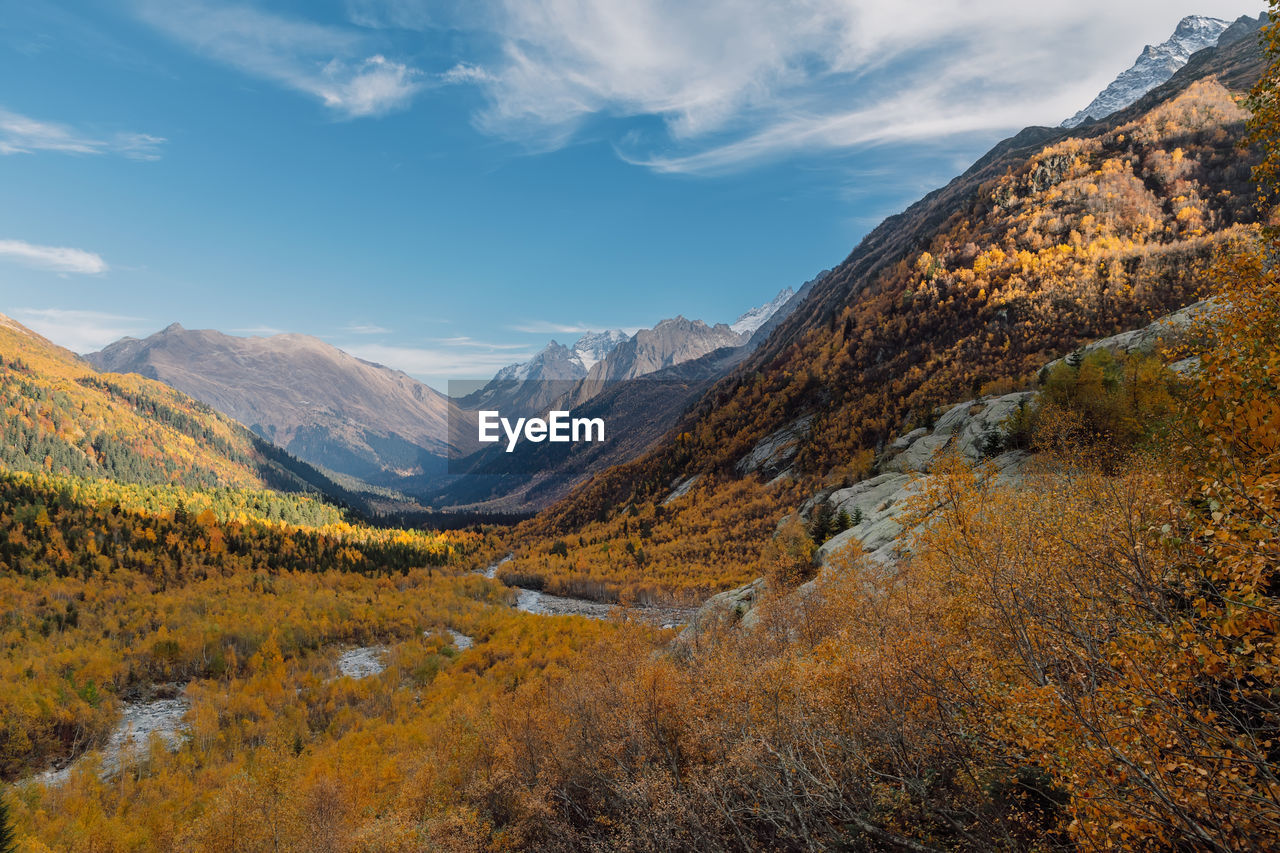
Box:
[0, 239, 109, 274]
[507, 321, 593, 335]
[440, 62, 493, 85]
[344, 322, 392, 335]
[344, 341, 536, 382]
[507, 320, 643, 337]
[0, 107, 164, 159]
[11, 308, 145, 353]
[433, 335, 528, 349]
[441, 0, 1253, 173]
[135, 0, 423, 117]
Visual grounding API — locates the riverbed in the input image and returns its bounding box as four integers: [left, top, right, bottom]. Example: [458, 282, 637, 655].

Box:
[482, 556, 694, 628]
[36, 693, 190, 787]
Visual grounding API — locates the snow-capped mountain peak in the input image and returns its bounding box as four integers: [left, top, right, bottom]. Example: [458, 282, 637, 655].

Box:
[571, 329, 630, 372]
[1061, 14, 1231, 129]
[731, 287, 795, 336]
[486, 329, 630, 387]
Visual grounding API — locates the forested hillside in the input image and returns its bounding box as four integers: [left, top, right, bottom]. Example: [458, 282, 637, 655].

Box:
[0, 312, 657, 852]
[503, 32, 1269, 606]
[2, 9, 1279, 853]
[0, 314, 384, 517]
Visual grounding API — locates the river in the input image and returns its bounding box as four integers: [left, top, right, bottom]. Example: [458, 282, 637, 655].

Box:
[35, 692, 190, 787]
[483, 556, 695, 628]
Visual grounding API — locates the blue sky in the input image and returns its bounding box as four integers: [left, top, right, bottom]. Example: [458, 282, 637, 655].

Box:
[0, 0, 1263, 390]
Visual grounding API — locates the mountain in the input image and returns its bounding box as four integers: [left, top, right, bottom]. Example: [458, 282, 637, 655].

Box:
[0, 312, 360, 507]
[581, 317, 744, 385]
[490, 340, 585, 384]
[458, 340, 587, 422]
[478, 284, 799, 399]
[570, 329, 630, 371]
[1218, 12, 1268, 48]
[730, 287, 795, 336]
[745, 271, 829, 348]
[86, 324, 451, 485]
[528, 20, 1266, 547]
[463, 315, 746, 420]
[459, 329, 628, 420]
[445, 283, 822, 510]
[466, 287, 794, 417]
[428, 344, 754, 512]
[488, 329, 631, 385]
[1061, 14, 1232, 128]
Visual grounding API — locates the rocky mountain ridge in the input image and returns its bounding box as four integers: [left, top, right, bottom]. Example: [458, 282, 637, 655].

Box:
[477, 285, 797, 396]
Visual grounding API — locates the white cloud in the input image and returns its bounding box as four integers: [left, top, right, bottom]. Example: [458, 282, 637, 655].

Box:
[446, 0, 1260, 172]
[345, 0, 434, 31]
[431, 335, 528, 349]
[506, 320, 591, 333]
[441, 63, 493, 85]
[344, 322, 392, 335]
[344, 341, 536, 383]
[0, 107, 164, 159]
[11, 308, 145, 353]
[0, 239, 108, 274]
[135, 0, 422, 117]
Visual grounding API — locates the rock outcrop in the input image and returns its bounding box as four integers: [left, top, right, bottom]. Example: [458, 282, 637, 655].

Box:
[684, 296, 1215, 644]
[735, 414, 814, 479]
[1042, 298, 1217, 374]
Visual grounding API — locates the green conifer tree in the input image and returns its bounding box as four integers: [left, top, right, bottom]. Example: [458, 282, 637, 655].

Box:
[0, 788, 17, 853]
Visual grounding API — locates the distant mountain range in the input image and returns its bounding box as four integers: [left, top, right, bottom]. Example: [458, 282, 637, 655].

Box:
[488, 329, 629, 386]
[478, 286, 795, 391]
[459, 287, 797, 418]
[1062, 14, 1259, 128]
[85, 324, 452, 485]
[85, 285, 804, 510]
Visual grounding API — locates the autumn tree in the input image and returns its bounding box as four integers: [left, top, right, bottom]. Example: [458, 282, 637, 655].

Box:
[0, 789, 14, 853]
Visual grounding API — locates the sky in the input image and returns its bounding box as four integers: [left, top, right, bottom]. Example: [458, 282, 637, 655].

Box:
[0, 0, 1265, 391]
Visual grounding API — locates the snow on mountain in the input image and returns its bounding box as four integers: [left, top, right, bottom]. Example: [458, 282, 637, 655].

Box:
[485, 283, 800, 391]
[730, 287, 795, 336]
[487, 329, 630, 387]
[1062, 15, 1231, 129]
[571, 329, 630, 372]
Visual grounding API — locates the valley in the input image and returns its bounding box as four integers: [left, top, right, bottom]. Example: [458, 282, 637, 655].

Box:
[2, 8, 1279, 853]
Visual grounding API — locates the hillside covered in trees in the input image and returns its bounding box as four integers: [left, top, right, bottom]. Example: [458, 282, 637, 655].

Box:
[3, 9, 1280, 853]
[0, 315, 385, 519]
[499, 26, 1272, 606]
[0, 313, 663, 851]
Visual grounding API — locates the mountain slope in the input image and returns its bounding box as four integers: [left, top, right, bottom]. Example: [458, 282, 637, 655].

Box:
[1062, 14, 1232, 128]
[459, 333, 623, 421]
[578, 316, 743, 385]
[0, 313, 356, 506]
[86, 324, 451, 484]
[522, 27, 1266, 568]
[730, 287, 795, 336]
[570, 329, 630, 372]
[745, 271, 829, 348]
